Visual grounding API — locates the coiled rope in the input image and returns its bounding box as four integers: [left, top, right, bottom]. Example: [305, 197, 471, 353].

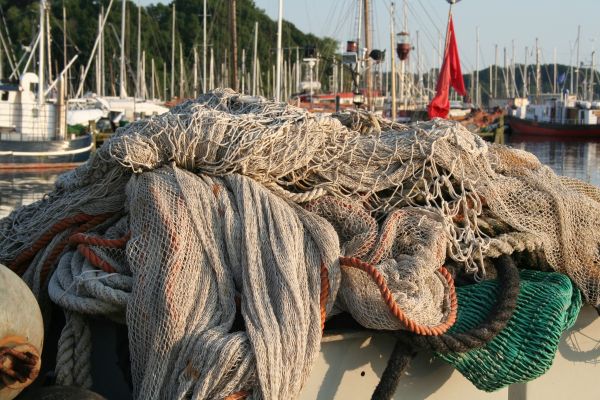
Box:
[371, 254, 520, 399]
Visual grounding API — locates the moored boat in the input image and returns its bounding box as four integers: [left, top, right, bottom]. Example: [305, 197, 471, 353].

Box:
[507, 94, 600, 138]
[0, 73, 94, 169]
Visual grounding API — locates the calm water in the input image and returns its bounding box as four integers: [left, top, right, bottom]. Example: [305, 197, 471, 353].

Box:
[1, 138, 599, 218]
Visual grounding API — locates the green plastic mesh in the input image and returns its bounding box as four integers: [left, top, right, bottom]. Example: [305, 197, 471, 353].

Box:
[438, 269, 582, 392]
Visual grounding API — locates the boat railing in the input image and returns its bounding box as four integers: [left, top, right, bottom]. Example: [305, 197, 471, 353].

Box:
[535, 117, 599, 126]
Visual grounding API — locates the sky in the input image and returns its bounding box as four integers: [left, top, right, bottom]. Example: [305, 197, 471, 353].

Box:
[139, 0, 600, 73]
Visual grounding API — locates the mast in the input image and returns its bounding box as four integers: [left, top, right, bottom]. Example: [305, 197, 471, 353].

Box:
[119, 0, 126, 98]
[493, 44, 498, 98]
[535, 38, 541, 101]
[96, 11, 102, 94]
[241, 48, 246, 93]
[171, 4, 175, 99]
[503, 47, 508, 98]
[179, 41, 184, 98]
[553, 47, 557, 93]
[100, 6, 105, 96]
[390, 1, 396, 120]
[399, 0, 407, 109]
[142, 50, 146, 98]
[523, 46, 528, 97]
[275, 0, 283, 101]
[229, 0, 238, 90]
[151, 57, 155, 99]
[136, 2, 141, 98]
[417, 30, 422, 102]
[209, 47, 214, 90]
[511, 39, 515, 97]
[252, 21, 258, 96]
[63, 4, 68, 96]
[163, 60, 166, 100]
[193, 46, 198, 97]
[38, 0, 45, 106]
[475, 26, 479, 107]
[364, 0, 372, 109]
[46, 3, 52, 81]
[575, 25, 581, 97]
[203, 0, 207, 92]
[590, 50, 595, 101]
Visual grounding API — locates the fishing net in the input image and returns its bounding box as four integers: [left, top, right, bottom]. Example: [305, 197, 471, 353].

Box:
[439, 269, 582, 392]
[0, 89, 598, 398]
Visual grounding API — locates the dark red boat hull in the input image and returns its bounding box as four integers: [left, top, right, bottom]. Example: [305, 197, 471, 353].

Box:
[507, 115, 600, 138]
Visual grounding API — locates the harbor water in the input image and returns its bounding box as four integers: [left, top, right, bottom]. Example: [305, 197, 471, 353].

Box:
[1, 137, 600, 219]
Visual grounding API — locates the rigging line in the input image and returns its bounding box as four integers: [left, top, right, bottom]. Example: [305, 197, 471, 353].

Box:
[332, 3, 356, 44]
[415, 0, 442, 37]
[142, 6, 170, 65]
[323, 0, 339, 38]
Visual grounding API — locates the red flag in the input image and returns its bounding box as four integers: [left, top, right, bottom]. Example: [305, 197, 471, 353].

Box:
[428, 15, 467, 119]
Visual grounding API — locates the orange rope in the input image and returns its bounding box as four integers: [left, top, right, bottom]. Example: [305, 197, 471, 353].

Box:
[69, 232, 131, 248]
[38, 213, 113, 284]
[223, 390, 249, 400]
[339, 256, 458, 336]
[10, 213, 100, 273]
[319, 262, 329, 333]
[77, 244, 117, 273]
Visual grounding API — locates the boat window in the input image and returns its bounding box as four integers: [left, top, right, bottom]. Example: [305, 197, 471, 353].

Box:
[1, 91, 7, 101]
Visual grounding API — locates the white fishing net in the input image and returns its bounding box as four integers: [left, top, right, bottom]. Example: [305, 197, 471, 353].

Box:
[1, 89, 600, 399]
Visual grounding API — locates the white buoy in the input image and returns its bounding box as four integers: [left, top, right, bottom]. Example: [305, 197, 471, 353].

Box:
[0, 264, 44, 400]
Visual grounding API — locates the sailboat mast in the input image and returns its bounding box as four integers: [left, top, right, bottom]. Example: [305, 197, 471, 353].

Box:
[553, 47, 557, 93]
[591, 50, 596, 101]
[38, 0, 45, 106]
[275, 0, 283, 101]
[193, 46, 198, 97]
[575, 25, 581, 97]
[364, 0, 372, 109]
[241, 48, 246, 93]
[210, 47, 214, 90]
[493, 44, 498, 98]
[203, 0, 207, 93]
[96, 11, 102, 94]
[252, 21, 258, 96]
[120, 0, 126, 98]
[100, 6, 105, 96]
[535, 38, 541, 101]
[390, 1, 396, 120]
[151, 57, 155, 99]
[179, 41, 184, 98]
[229, 0, 238, 91]
[171, 4, 175, 99]
[136, 2, 141, 98]
[63, 4, 68, 96]
[523, 46, 528, 97]
[46, 4, 52, 81]
[475, 26, 479, 107]
[503, 47, 508, 98]
[163, 60, 166, 100]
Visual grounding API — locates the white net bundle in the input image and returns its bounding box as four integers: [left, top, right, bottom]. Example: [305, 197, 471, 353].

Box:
[1, 89, 600, 399]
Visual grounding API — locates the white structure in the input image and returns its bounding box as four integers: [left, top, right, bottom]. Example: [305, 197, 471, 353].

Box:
[0, 73, 57, 141]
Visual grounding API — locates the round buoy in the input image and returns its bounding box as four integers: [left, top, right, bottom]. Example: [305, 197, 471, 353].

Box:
[0, 264, 44, 400]
[17, 385, 107, 400]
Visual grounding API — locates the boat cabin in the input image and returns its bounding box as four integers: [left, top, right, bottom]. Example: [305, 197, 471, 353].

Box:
[0, 72, 58, 142]
[514, 93, 600, 126]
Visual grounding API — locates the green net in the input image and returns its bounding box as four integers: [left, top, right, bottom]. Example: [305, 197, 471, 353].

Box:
[438, 269, 582, 392]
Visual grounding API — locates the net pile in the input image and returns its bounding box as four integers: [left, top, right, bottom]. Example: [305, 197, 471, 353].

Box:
[1, 89, 600, 398]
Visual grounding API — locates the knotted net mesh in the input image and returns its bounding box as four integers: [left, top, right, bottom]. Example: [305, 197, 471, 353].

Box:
[1, 89, 600, 399]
